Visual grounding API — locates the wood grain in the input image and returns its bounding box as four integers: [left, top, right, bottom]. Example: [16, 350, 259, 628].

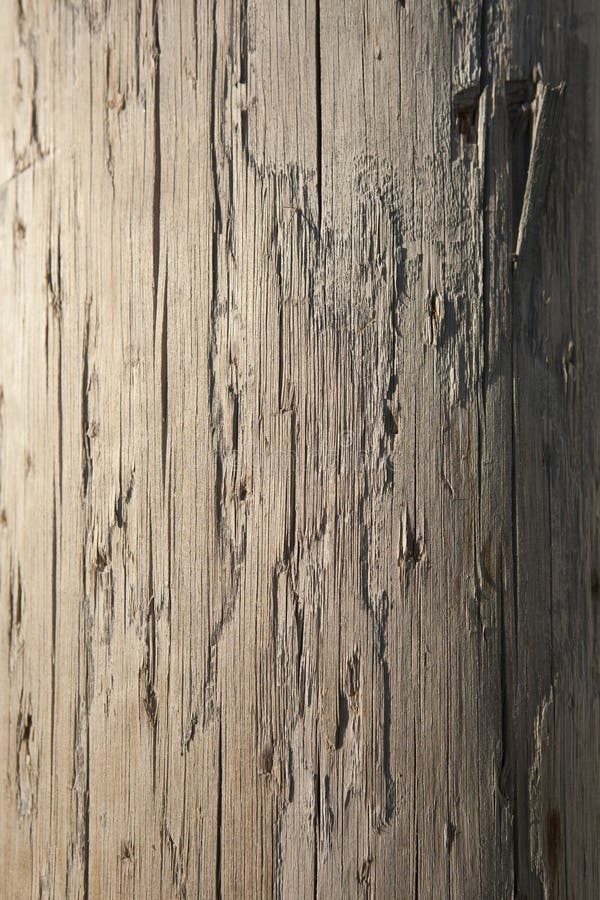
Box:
[0, 1, 598, 897]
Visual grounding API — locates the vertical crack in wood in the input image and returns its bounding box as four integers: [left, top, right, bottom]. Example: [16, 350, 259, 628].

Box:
[152, 0, 161, 341]
[209, 230, 221, 541]
[215, 720, 223, 899]
[81, 548, 92, 900]
[193, 0, 199, 82]
[314, 0, 323, 230]
[504, 60, 525, 900]
[498, 544, 511, 807]
[412, 720, 419, 900]
[81, 299, 92, 496]
[56, 228, 63, 504]
[509, 362, 522, 892]
[239, 0, 248, 153]
[210, 0, 222, 233]
[50, 483, 58, 815]
[547, 463, 555, 687]
[134, 0, 141, 96]
[84, 708, 91, 900]
[313, 747, 320, 900]
[478, 0, 490, 412]
[161, 255, 169, 491]
[144, 512, 158, 791]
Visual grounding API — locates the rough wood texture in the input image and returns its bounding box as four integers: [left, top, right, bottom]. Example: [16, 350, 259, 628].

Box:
[1, 1, 598, 897]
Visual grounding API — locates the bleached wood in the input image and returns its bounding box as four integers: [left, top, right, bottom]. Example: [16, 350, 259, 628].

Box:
[0, 2, 598, 898]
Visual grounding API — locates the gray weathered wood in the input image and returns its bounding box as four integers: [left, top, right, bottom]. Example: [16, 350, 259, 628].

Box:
[0, 1, 598, 897]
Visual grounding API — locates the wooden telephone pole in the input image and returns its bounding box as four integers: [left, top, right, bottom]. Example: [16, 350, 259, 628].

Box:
[1, 1, 598, 896]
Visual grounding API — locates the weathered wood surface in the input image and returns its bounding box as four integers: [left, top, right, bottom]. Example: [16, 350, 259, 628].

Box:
[0, 1, 598, 897]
